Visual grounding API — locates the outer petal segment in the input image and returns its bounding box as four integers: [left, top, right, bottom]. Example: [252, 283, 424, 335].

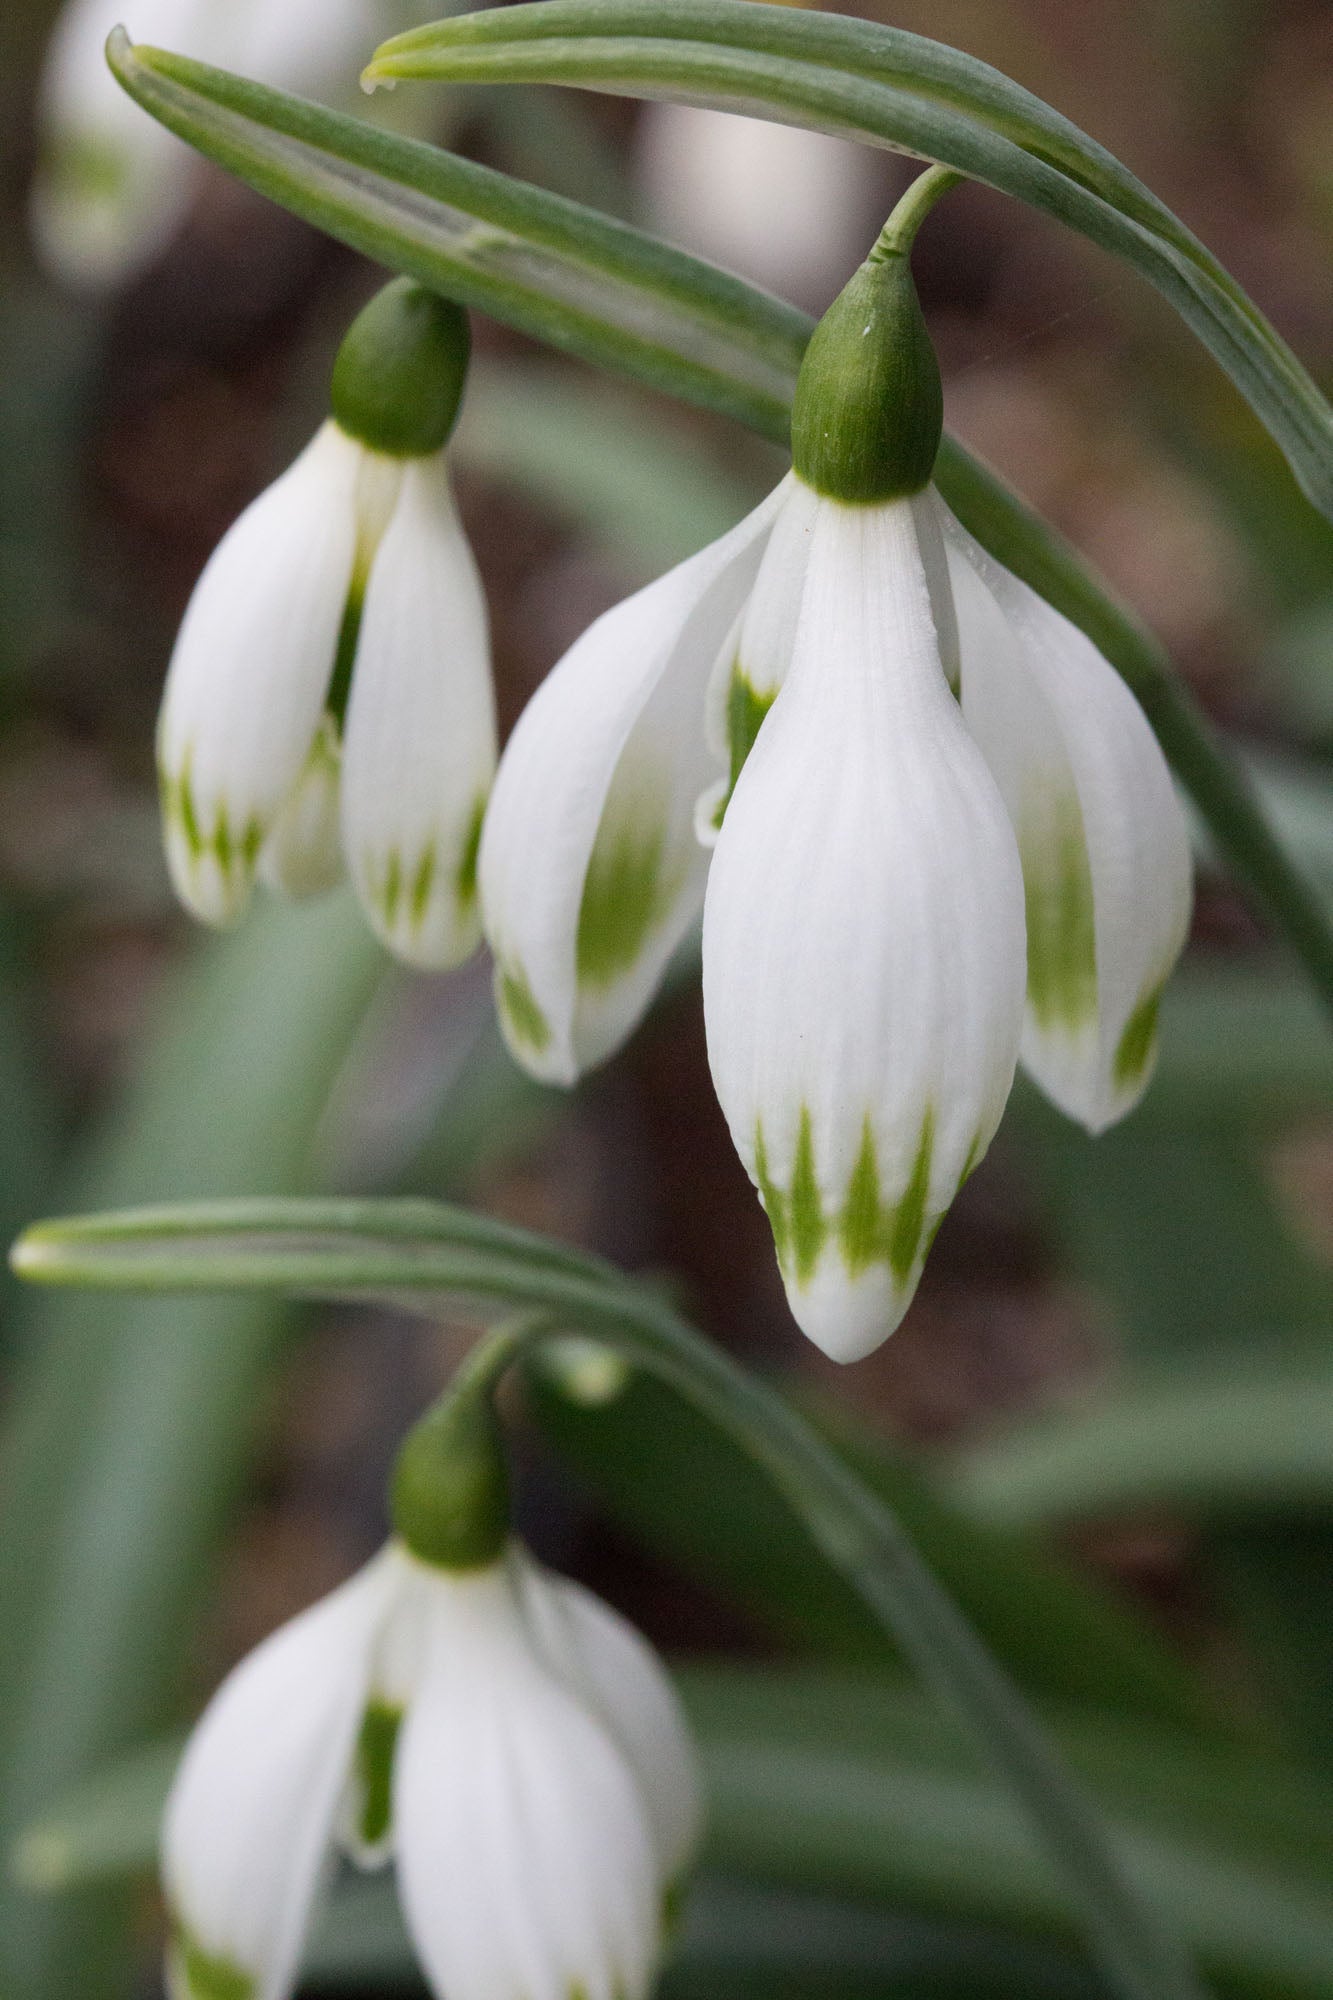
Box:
[157, 421, 361, 927]
[516, 1554, 703, 1887]
[341, 456, 496, 970]
[703, 492, 1026, 1362]
[939, 498, 1193, 1130]
[162, 1550, 398, 2000]
[394, 1564, 660, 2000]
[479, 483, 785, 1084]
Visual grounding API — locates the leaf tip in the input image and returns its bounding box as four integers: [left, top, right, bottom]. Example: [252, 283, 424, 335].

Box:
[103, 23, 134, 76]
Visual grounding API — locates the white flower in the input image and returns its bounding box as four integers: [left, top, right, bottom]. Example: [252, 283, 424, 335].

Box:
[31, 0, 396, 289]
[702, 487, 1027, 1360]
[478, 478, 786, 1083]
[162, 1540, 700, 2000]
[936, 499, 1193, 1131]
[157, 418, 495, 968]
[477, 202, 1192, 1358]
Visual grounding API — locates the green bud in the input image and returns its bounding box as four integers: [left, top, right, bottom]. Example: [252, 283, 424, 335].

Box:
[330, 277, 470, 458]
[790, 252, 942, 504]
[390, 1388, 510, 1570]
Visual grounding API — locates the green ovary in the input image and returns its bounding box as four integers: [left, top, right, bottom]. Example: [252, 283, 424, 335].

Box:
[168, 1921, 255, 2000]
[1114, 983, 1163, 1089]
[576, 784, 677, 990]
[354, 1699, 403, 1849]
[757, 1107, 938, 1292]
[498, 962, 551, 1054]
[1022, 792, 1098, 1034]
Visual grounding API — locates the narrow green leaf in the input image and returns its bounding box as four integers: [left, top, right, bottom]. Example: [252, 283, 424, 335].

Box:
[687, 1668, 1333, 2000]
[371, 0, 1333, 528]
[948, 1350, 1333, 1529]
[107, 30, 806, 443]
[103, 36, 1333, 1018]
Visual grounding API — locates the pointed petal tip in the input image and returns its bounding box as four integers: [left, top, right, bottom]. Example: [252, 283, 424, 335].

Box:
[492, 963, 580, 1087]
[781, 1259, 915, 1364]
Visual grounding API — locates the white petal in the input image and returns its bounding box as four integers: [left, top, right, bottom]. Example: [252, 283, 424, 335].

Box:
[939, 498, 1193, 1130]
[340, 456, 496, 970]
[334, 1542, 429, 1871]
[157, 421, 362, 927]
[516, 1554, 703, 1886]
[258, 714, 344, 899]
[162, 1549, 399, 2000]
[30, 0, 220, 288]
[702, 491, 1027, 1362]
[479, 481, 787, 1084]
[696, 476, 820, 846]
[394, 1563, 661, 2000]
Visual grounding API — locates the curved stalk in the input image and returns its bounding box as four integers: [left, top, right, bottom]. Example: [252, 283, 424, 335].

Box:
[368, 0, 1333, 526]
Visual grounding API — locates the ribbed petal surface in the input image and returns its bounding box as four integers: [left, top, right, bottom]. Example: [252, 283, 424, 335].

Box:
[697, 476, 818, 843]
[341, 456, 496, 969]
[395, 1565, 660, 2000]
[157, 421, 361, 926]
[939, 498, 1193, 1130]
[703, 492, 1026, 1362]
[516, 1553, 703, 1887]
[479, 483, 785, 1084]
[162, 1549, 399, 2000]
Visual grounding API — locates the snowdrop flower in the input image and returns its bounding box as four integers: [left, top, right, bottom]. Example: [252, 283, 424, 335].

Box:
[157, 279, 496, 970]
[480, 168, 1191, 1361]
[31, 0, 393, 289]
[163, 1397, 701, 2000]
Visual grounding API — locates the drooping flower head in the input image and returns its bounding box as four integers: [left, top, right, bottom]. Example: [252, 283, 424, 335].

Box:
[162, 1386, 701, 2000]
[479, 167, 1192, 1361]
[157, 277, 497, 969]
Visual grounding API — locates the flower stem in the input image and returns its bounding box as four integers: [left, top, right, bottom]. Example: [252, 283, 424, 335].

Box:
[868, 164, 965, 262]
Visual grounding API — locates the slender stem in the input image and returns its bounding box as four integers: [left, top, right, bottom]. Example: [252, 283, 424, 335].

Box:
[869, 164, 964, 260]
[435, 1299, 1208, 2000]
